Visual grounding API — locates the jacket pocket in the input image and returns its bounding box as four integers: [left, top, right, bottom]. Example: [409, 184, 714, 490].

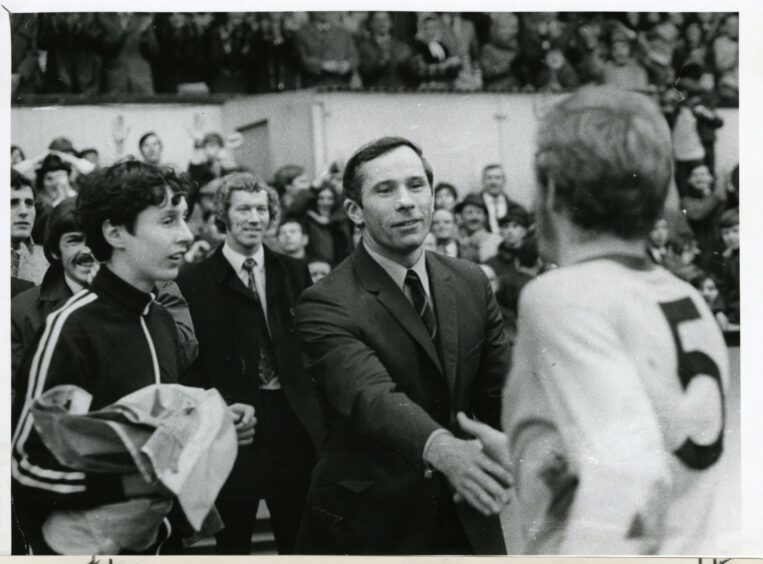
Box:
[336, 480, 375, 493]
[464, 338, 485, 359]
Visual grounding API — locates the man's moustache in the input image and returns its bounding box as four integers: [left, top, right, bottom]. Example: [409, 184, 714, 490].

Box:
[73, 253, 95, 266]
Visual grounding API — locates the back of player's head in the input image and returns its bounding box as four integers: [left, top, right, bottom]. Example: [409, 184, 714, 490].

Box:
[76, 161, 193, 261]
[44, 198, 83, 264]
[535, 86, 673, 239]
[214, 171, 281, 233]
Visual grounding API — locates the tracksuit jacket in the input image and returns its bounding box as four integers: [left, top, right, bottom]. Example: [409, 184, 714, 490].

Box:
[11, 266, 182, 548]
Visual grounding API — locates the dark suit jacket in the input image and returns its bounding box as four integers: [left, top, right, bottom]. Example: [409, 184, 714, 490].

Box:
[295, 244, 511, 554]
[11, 277, 35, 299]
[176, 245, 325, 501]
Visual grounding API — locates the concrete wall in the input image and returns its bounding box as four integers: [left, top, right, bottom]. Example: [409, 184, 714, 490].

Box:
[12, 93, 738, 209]
[223, 91, 739, 209]
[11, 103, 224, 169]
[222, 90, 316, 180]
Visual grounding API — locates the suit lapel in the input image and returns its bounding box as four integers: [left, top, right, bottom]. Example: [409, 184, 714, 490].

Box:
[264, 247, 286, 336]
[354, 245, 444, 376]
[428, 254, 458, 396]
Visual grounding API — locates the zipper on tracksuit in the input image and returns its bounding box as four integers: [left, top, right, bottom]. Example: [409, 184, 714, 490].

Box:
[140, 298, 161, 386]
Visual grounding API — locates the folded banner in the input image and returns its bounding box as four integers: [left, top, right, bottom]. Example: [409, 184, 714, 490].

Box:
[32, 383, 238, 530]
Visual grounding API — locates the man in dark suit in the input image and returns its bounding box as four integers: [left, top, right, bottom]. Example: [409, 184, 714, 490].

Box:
[177, 172, 324, 555]
[295, 137, 512, 555]
[480, 164, 526, 234]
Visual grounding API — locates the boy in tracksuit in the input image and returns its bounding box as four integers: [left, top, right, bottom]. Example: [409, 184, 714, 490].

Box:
[10, 161, 225, 554]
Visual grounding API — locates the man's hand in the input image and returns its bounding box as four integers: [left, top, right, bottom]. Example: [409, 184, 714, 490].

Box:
[122, 472, 172, 498]
[337, 60, 352, 74]
[229, 403, 256, 445]
[457, 412, 513, 473]
[425, 432, 512, 516]
[111, 114, 131, 146]
[322, 60, 340, 73]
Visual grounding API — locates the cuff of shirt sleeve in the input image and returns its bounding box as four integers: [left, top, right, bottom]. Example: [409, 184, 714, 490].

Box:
[422, 428, 453, 478]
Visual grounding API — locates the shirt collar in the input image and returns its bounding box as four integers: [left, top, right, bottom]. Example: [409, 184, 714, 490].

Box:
[222, 241, 265, 274]
[363, 242, 430, 297]
[91, 265, 155, 317]
[12, 238, 36, 253]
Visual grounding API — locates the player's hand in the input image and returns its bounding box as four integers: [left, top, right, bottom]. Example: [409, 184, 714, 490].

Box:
[457, 412, 513, 476]
[122, 472, 172, 498]
[425, 434, 512, 516]
[229, 403, 256, 445]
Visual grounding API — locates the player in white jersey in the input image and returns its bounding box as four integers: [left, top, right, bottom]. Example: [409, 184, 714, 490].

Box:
[459, 86, 729, 554]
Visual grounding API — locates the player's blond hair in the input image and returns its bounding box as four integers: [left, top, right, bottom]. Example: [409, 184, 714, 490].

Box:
[535, 86, 673, 239]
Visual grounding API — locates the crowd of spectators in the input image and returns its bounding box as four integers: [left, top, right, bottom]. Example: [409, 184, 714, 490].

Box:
[11, 110, 740, 338]
[11, 11, 739, 106]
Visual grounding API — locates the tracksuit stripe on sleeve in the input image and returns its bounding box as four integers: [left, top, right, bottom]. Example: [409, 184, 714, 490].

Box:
[12, 291, 97, 489]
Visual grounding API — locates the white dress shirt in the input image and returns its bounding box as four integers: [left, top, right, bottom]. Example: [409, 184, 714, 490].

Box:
[222, 242, 269, 330]
[363, 242, 431, 302]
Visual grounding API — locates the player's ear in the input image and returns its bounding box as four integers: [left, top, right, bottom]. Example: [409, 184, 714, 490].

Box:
[102, 219, 127, 251]
[344, 198, 365, 228]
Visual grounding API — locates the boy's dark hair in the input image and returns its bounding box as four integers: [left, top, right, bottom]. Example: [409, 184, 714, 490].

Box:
[535, 86, 673, 240]
[43, 198, 82, 264]
[11, 169, 34, 193]
[76, 161, 194, 261]
[343, 136, 433, 205]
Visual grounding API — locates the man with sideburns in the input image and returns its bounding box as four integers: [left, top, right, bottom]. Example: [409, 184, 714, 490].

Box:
[177, 172, 324, 554]
[294, 137, 512, 555]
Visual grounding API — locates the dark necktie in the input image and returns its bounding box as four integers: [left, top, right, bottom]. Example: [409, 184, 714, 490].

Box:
[243, 258, 278, 388]
[405, 269, 437, 341]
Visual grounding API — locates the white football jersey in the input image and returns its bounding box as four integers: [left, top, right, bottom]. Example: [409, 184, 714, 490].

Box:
[503, 255, 729, 554]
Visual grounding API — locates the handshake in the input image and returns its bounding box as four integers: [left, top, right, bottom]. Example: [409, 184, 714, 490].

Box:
[425, 412, 513, 517]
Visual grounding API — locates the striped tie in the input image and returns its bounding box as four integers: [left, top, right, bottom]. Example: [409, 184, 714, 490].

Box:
[405, 269, 437, 341]
[243, 258, 278, 387]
